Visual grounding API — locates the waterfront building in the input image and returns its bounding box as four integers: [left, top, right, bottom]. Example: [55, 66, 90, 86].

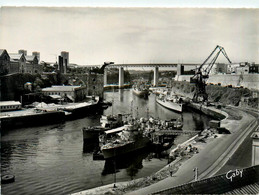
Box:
[249, 63, 259, 73]
[41, 85, 87, 102]
[25, 55, 42, 74]
[252, 131, 259, 166]
[227, 63, 241, 74]
[87, 72, 104, 100]
[1, 49, 43, 75]
[235, 65, 249, 75]
[0, 49, 10, 75]
[215, 63, 228, 74]
[58, 56, 64, 73]
[61, 51, 69, 74]
[32, 51, 40, 61]
[0, 101, 22, 111]
[25, 55, 38, 74]
[9, 53, 26, 73]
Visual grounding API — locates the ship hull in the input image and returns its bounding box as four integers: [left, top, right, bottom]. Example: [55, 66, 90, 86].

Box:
[156, 97, 183, 112]
[101, 137, 150, 159]
[1, 111, 65, 131]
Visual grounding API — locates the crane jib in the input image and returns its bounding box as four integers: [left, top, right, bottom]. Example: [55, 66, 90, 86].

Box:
[191, 45, 232, 103]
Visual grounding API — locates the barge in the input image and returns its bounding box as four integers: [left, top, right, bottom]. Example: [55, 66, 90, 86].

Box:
[0, 109, 65, 131]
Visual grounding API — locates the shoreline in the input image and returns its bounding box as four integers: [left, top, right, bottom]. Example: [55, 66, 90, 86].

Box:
[72, 105, 238, 195]
[72, 104, 258, 195]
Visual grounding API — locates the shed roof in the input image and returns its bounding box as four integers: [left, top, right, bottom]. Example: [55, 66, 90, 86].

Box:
[0, 49, 10, 59]
[0, 49, 6, 56]
[42, 85, 82, 92]
[154, 165, 259, 194]
[9, 53, 23, 60]
[0, 101, 21, 106]
[49, 95, 62, 99]
[25, 55, 37, 62]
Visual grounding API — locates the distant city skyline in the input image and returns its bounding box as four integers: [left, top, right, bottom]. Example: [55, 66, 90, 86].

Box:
[0, 7, 258, 65]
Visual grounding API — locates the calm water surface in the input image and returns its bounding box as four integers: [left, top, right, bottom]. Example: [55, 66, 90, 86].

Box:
[1, 89, 211, 195]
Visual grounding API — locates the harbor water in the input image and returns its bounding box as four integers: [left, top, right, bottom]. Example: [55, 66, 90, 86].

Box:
[1, 89, 212, 195]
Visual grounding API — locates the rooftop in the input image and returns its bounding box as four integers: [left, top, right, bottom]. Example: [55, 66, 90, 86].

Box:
[0, 49, 6, 56]
[25, 55, 37, 62]
[42, 85, 83, 92]
[9, 53, 23, 60]
[154, 165, 259, 194]
[0, 101, 21, 106]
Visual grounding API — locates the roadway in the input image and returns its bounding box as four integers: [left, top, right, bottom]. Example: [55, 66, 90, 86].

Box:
[216, 107, 259, 175]
[127, 106, 258, 195]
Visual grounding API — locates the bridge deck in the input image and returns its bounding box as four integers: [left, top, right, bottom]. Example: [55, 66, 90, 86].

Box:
[80, 63, 198, 68]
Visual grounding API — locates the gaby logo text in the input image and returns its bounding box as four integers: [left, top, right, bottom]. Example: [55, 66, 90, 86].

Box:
[226, 169, 243, 182]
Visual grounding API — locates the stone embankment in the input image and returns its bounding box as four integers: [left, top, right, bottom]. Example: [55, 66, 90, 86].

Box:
[171, 81, 258, 108]
[72, 105, 233, 195]
[72, 82, 258, 195]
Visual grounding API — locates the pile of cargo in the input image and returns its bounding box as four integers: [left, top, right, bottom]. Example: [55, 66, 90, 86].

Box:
[170, 144, 199, 161]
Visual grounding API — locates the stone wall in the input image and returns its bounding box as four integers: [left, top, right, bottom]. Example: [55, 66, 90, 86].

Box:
[87, 73, 104, 99]
[207, 74, 259, 91]
[66, 73, 104, 100]
[0, 73, 37, 101]
[174, 75, 192, 82]
[175, 74, 259, 91]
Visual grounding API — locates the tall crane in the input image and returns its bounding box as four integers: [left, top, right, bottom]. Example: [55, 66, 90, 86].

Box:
[90, 61, 114, 74]
[190, 45, 232, 103]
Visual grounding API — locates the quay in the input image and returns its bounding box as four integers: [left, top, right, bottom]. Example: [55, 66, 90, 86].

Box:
[187, 102, 228, 120]
[0, 96, 101, 130]
[126, 106, 258, 195]
[0, 109, 65, 130]
[72, 104, 259, 195]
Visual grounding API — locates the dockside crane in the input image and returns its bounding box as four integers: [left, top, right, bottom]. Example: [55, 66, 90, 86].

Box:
[190, 45, 232, 103]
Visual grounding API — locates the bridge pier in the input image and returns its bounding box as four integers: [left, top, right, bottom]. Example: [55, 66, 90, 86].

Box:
[153, 66, 159, 86]
[103, 68, 107, 86]
[177, 64, 184, 75]
[119, 67, 124, 88]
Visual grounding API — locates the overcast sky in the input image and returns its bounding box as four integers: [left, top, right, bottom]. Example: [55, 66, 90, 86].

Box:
[0, 7, 258, 65]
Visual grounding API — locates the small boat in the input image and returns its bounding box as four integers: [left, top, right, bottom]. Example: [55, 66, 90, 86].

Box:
[156, 93, 184, 113]
[82, 114, 123, 141]
[132, 85, 149, 98]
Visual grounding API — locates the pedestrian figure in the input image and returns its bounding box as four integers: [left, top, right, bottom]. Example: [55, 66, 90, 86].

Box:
[169, 164, 173, 177]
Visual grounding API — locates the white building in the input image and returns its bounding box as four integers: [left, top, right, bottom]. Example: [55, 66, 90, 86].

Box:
[41, 85, 87, 102]
[0, 101, 22, 111]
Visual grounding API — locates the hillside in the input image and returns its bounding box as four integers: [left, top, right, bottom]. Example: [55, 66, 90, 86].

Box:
[171, 81, 258, 108]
